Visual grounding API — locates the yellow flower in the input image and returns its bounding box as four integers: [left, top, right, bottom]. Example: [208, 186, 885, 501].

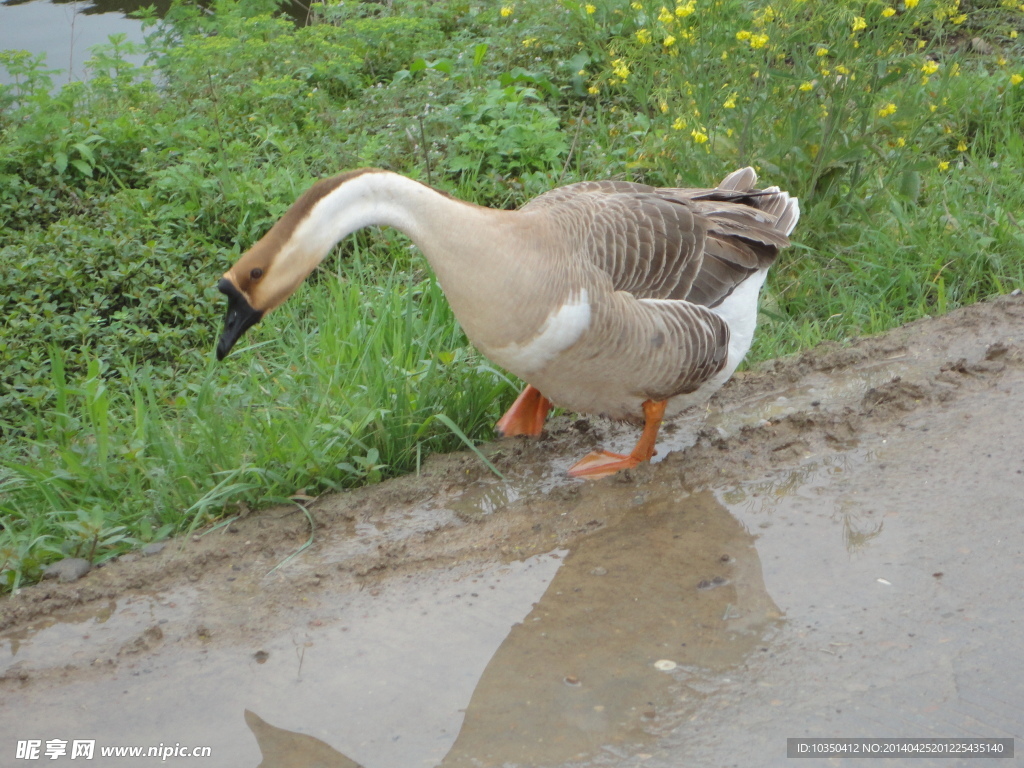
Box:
[896, 136, 906, 147]
[877, 102, 897, 117]
[676, 1, 696, 17]
[691, 129, 709, 143]
[929, 103, 938, 112]
[835, 64, 850, 75]
[754, 5, 776, 26]
[956, 140, 967, 152]
[664, 34, 677, 47]
[881, 7, 896, 16]
[500, 5, 513, 17]
[998, 56, 1007, 66]
[588, 85, 600, 94]
[631, 1, 642, 8]
[612, 58, 630, 80]
[905, 0, 919, 8]
[723, 93, 737, 108]
[799, 81, 814, 91]
[672, 117, 687, 130]
[1012, 73, 1024, 85]
[820, 67, 831, 76]
[816, 47, 829, 57]
[636, 28, 652, 44]
[938, 160, 950, 171]
[659, 99, 669, 113]
[852, 16, 867, 31]
[1011, 31, 1019, 39]
[585, 3, 596, 13]
[736, 30, 752, 41]
[658, 6, 674, 24]
[921, 60, 939, 75]
[952, 13, 967, 24]
[522, 37, 538, 47]
[917, 39, 926, 49]
[750, 33, 770, 49]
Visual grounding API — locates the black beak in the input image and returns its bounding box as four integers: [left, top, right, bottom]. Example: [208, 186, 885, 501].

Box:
[216, 278, 263, 360]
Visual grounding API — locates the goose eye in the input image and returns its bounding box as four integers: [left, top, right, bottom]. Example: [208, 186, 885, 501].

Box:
[250, 268, 264, 280]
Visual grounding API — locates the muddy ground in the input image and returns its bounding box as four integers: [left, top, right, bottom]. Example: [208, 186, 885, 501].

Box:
[2, 295, 1023, 767]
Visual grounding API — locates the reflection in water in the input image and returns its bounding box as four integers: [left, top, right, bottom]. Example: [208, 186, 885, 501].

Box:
[720, 450, 885, 553]
[439, 492, 779, 767]
[243, 492, 780, 767]
[0, 0, 310, 88]
[836, 499, 885, 552]
[1, 0, 174, 16]
[246, 710, 365, 768]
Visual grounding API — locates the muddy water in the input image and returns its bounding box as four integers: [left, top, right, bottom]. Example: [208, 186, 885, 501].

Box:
[2, 299, 1024, 767]
[1, 492, 777, 767]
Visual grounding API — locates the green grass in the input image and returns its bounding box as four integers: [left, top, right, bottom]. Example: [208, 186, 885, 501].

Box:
[0, 260, 510, 588]
[1, 0, 1023, 588]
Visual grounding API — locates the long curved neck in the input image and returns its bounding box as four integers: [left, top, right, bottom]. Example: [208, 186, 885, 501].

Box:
[248, 168, 561, 355]
[296, 170, 494, 270]
[293, 170, 540, 335]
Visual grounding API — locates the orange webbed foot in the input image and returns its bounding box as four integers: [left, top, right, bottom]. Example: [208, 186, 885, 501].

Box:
[495, 385, 552, 438]
[567, 450, 642, 479]
[568, 399, 667, 480]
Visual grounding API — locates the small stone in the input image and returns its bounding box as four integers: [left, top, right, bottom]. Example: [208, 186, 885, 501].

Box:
[141, 542, 166, 557]
[653, 659, 677, 671]
[970, 37, 995, 55]
[697, 575, 729, 590]
[42, 558, 91, 583]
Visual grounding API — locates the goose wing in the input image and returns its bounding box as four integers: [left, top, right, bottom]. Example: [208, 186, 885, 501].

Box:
[521, 170, 798, 406]
[524, 168, 795, 308]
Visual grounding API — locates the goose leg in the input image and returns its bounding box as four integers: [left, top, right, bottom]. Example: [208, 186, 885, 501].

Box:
[495, 385, 553, 437]
[568, 399, 667, 480]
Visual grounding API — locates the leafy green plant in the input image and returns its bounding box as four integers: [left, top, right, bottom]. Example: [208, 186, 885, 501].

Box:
[56, 506, 137, 563]
[1, 0, 1023, 590]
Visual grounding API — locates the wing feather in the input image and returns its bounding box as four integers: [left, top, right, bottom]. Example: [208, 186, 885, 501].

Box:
[525, 168, 797, 309]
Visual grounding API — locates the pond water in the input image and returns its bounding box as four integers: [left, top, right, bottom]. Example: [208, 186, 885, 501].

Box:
[0, 0, 168, 86]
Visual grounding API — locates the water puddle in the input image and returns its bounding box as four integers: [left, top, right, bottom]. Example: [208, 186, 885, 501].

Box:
[0, 491, 780, 767]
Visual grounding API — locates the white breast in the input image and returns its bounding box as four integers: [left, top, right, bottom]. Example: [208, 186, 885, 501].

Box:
[490, 290, 591, 377]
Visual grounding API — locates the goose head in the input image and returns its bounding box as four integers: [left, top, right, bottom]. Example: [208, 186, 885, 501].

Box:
[215, 170, 385, 360]
[215, 238, 297, 361]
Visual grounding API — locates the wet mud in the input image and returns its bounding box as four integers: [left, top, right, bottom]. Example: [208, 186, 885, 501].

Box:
[3, 295, 1024, 767]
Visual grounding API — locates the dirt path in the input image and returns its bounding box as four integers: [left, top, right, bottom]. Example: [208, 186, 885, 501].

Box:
[2, 295, 1023, 767]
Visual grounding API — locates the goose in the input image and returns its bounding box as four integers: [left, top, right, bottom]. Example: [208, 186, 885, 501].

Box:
[216, 167, 799, 479]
